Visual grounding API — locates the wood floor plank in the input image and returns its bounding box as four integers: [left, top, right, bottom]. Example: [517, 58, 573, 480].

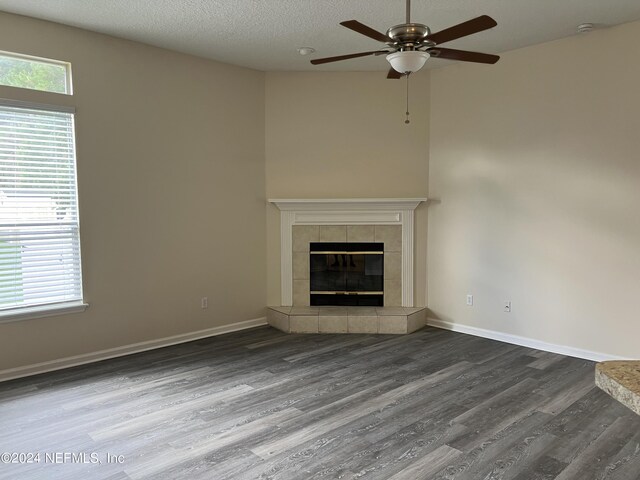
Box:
[602, 430, 640, 480]
[124, 408, 302, 479]
[554, 416, 639, 480]
[387, 445, 463, 480]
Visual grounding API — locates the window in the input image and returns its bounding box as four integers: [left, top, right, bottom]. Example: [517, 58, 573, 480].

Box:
[0, 101, 84, 320]
[0, 51, 71, 95]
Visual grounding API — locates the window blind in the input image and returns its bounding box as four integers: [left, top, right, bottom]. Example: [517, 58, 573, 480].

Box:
[0, 103, 83, 314]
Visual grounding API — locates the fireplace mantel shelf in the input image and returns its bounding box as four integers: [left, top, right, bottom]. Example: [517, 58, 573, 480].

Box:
[269, 198, 427, 212]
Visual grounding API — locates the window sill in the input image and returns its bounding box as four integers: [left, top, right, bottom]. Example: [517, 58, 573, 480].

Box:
[0, 302, 89, 324]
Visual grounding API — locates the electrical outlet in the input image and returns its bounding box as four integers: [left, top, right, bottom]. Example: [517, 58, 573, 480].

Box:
[503, 301, 511, 313]
[201, 297, 208, 309]
[466, 294, 473, 306]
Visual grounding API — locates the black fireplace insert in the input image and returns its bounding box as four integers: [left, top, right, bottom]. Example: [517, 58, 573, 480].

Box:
[309, 242, 384, 306]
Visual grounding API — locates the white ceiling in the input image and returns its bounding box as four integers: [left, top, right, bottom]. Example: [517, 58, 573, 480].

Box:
[1, 0, 640, 71]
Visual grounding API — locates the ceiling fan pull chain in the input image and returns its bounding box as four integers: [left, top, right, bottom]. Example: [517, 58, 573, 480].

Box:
[405, 73, 411, 125]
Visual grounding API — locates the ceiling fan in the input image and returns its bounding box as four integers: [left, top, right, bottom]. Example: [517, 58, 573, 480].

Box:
[310, 0, 500, 78]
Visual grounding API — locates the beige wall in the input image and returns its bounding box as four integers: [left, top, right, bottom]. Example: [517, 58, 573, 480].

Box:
[0, 12, 266, 371]
[265, 72, 430, 307]
[428, 20, 640, 358]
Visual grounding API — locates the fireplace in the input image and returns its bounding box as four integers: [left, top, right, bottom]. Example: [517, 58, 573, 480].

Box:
[310, 242, 384, 306]
[269, 198, 427, 307]
[267, 198, 428, 334]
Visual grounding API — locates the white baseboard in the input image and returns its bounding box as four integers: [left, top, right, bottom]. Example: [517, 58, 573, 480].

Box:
[427, 319, 626, 362]
[0, 317, 267, 383]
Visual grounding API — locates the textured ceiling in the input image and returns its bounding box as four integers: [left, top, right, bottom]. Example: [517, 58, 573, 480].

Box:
[0, 0, 640, 71]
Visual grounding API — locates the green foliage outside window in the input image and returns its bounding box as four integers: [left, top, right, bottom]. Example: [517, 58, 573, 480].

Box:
[0, 56, 67, 94]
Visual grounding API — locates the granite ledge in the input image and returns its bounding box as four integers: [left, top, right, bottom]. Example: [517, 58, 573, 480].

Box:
[595, 360, 640, 416]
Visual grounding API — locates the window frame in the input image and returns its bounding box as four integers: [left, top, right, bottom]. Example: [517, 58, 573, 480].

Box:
[0, 50, 73, 95]
[0, 97, 87, 323]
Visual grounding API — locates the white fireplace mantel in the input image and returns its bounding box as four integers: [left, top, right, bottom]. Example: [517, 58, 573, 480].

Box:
[269, 198, 426, 212]
[269, 198, 427, 307]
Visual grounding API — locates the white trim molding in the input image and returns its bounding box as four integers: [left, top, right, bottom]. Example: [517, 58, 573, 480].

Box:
[269, 198, 427, 307]
[0, 317, 267, 383]
[427, 318, 627, 362]
[0, 301, 88, 324]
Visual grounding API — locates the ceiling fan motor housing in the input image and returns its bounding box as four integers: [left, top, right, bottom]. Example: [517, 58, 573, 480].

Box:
[385, 23, 432, 73]
[386, 23, 433, 47]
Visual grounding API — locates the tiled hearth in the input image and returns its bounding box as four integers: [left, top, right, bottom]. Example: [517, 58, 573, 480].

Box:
[267, 306, 427, 334]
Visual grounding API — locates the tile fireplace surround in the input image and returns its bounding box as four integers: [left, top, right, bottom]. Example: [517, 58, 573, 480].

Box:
[268, 198, 427, 334]
[293, 224, 400, 306]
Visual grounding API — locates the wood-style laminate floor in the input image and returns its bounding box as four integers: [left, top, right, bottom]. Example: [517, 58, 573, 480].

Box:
[1, 326, 639, 480]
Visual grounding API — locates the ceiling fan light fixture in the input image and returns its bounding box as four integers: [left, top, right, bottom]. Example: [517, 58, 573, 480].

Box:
[386, 51, 430, 74]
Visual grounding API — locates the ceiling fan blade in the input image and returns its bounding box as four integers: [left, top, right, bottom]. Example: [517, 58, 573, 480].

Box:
[387, 68, 403, 79]
[310, 50, 387, 65]
[428, 47, 499, 64]
[340, 20, 390, 43]
[426, 15, 497, 45]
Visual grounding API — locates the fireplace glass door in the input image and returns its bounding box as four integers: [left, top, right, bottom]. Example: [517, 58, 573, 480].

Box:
[310, 242, 384, 306]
